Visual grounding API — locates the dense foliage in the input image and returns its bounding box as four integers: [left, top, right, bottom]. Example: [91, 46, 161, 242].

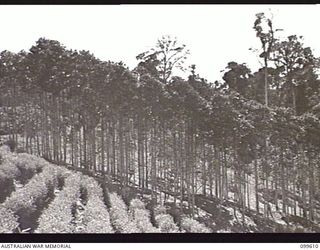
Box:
[1, 14, 320, 230]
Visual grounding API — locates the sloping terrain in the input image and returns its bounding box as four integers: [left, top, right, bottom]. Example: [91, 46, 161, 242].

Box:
[1, 146, 318, 233]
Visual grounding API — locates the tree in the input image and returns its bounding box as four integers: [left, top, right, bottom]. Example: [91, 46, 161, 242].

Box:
[0, 51, 26, 141]
[220, 62, 252, 97]
[271, 35, 317, 115]
[136, 35, 189, 84]
[248, 67, 283, 105]
[253, 12, 277, 107]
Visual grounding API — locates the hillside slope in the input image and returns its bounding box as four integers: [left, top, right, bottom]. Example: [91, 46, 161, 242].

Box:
[1, 147, 319, 233]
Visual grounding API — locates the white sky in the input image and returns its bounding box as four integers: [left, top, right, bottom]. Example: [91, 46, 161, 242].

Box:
[1, 5, 320, 82]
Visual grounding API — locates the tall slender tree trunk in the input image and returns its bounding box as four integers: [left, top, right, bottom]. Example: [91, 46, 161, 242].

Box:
[280, 145, 287, 215]
[264, 60, 268, 107]
[83, 124, 87, 170]
[101, 118, 105, 174]
[308, 149, 314, 221]
[202, 142, 207, 196]
[254, 156, 260, 214]
[173, 132, 179, 206]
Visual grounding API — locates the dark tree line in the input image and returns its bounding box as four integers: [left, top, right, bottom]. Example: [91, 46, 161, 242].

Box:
[1, 15, 320, 227]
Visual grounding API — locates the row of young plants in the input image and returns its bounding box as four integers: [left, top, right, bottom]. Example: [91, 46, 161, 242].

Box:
[1, 148, 213, 234]
[0, 160, 67, 233]
[128, 199, 160, 233]
[180, 217, 212, 233]
[153, 204, 211, 233]
[109, 192, 211, 233]
[153, 205, 180, 233]
[35, 172, 82, 233]
[0, 146, 21, 203]
[0, 146, 48, 203]
[108, 193, 139, 233]
[0, 206, 19, 233]
[79, 176, 114, 233]
[12, 153, 47, 183]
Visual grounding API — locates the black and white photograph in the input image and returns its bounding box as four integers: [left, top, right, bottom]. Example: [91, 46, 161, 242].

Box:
[0, 4, 320, 240]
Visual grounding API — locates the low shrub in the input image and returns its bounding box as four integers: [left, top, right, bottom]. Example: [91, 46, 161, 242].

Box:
[15, 153, 45, 172]
[121, 186, 137, 206]
[1, 163, 67, 233]
[154, 205, 180, 233]
[0, 149, 21, 202]
[154, 205, 167, 216]
[2, 165, 64, 213]
[155, 214, 180, 233]
[109, 193, 138, 233]
[0, 148, 21, 181]
[0, 207, 19, 233]
[180, 216, 212, 233]
[80, 176, 113, 233]
[36, 172, 81, 233]
[0, 148, 48, 202]
[129, 198, 160, 233]
[12, 153, 46, 184]
[129, 198, 146, 210]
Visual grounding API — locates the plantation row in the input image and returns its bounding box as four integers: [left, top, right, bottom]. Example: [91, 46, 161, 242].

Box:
[0, 146, 212, 233]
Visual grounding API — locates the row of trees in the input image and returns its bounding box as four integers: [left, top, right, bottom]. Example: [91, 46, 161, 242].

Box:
[1, 13, 320, 226]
